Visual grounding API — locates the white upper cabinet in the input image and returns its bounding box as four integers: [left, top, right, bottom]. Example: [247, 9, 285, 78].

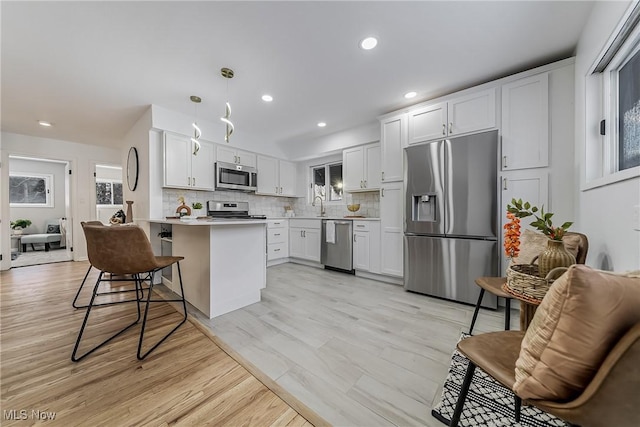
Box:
[501, 73, 549, 170]
[380, 113, 407, 183]
[216, 145, 256, 168]
[163, 132, 214, 190]
[408, 88, 496, 145]
[407, 102, 447, 144]
[343, 143, 381, 192]
[256, 155, 296, 197]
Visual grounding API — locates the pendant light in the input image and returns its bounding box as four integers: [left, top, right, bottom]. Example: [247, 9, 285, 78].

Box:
[220, 67, 235, 143]
[190, 95, 202, 155]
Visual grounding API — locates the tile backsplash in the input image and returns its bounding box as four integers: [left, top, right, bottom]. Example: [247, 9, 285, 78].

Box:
[162, 189, 380, 218]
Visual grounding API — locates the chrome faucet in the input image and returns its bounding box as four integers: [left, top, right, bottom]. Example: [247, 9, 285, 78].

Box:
[312, 196, 326, 216]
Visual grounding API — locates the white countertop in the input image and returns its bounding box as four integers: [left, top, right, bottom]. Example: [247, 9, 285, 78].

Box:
[268, 216, 380, 221]
[146, 218, 267, 226]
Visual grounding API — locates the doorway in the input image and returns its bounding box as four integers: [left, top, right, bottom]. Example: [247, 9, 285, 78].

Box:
[9, 155, 73, 268]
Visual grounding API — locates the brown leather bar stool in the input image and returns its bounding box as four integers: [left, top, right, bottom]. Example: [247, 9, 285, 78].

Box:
[72, 223, 187, 361]
[468, 232, 589, 334]
[72, 221, 148, 309]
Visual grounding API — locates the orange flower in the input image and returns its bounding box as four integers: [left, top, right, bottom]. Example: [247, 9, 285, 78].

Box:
[504, 212, 521, 259]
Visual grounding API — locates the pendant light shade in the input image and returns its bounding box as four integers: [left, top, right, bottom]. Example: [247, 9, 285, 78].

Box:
[220, 68, 235, 143]
[190, 95, 202, 155]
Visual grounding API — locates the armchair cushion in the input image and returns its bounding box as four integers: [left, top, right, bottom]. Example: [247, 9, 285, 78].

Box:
[46, 224, 60, 234]
[514, 265, 640, 400]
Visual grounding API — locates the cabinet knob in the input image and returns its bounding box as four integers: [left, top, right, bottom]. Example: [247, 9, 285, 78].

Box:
[280, 187, 283, 194]
[381, 171, 385, 181]
[274, 233, 280, 236]
[276, 186, 279, 194]
[353, 234, 357, 242]
[449, 122, 453, 134]
[238, 156, 241, 164]
[503, 177, 508, 190]
[503, 156, 508, 169]
[364, 180, 367, 188]
[188, 177, 191, 186]
[234, 155, 237, 163]
[442, 124, 446, 135]
[381, 188, 384, 197]
[274, 248, 280, 252]
[192, 177, 196, 186]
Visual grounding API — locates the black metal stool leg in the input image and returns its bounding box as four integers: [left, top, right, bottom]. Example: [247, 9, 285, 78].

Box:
[72, 264, 93, 308]
[137, 263, 188, 360]
[71, 271, 142, 362]
[515, 395, 522, 422]
[450, 361, 476, 426]
[505, 298, 512, 331]
[468, 289, 485, 334]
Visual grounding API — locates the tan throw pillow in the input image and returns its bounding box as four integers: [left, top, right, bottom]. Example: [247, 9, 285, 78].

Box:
[509, 229, 581, 266]
[513, 265, 640, 400]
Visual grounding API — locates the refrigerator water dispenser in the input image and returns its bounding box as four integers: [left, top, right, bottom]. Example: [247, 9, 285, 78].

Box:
[413, 194, 437, 222]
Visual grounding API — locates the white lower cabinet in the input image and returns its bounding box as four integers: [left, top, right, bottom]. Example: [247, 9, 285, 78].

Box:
[353, 220, 381, 274]
[380, 182, 404, 277]
[267, 220, 289, 262]
[289, 219, 321, 262]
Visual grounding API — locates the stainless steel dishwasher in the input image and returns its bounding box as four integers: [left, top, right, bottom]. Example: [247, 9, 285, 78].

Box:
[321, 219, 354, 273]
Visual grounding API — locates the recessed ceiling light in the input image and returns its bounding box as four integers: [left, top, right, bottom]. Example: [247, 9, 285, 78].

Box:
[317, 122, 327, 128]
[38, 120, 52, 127]
[262, 94, 273, 102]
[359, 37, 378, 50]
[404, 91, 417, 99]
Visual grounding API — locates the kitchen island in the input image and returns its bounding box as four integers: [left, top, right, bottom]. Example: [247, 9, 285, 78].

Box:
[145, 219, 267, 319]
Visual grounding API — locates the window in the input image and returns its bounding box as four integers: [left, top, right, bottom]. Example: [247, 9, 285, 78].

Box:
[9, 173, 53, 207]
[96, 180, 123, 205]
[588, 4, 640, 186]
[311, 162, 343, 202]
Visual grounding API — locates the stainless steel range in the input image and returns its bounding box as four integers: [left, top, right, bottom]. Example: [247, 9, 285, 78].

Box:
[206, 201, 266, 219]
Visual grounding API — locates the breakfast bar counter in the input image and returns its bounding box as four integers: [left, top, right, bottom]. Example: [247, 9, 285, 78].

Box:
[144, 219, 267, 319]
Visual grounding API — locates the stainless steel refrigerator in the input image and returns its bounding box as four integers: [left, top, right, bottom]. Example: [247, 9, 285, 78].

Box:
[404, 130, 499, 308]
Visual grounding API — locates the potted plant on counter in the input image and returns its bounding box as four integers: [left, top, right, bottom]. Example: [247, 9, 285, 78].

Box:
[10, 219, 32, 235]
[192, 202, 204, 218]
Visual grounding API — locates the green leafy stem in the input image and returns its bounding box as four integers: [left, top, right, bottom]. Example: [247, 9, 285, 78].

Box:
[506, 198, 572, 241]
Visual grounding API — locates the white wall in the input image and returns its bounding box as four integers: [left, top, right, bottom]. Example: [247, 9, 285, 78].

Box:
[1, 132, 122, 268]
[9, 158, 66, 233]
[279, 121, 379, 161]
[574, 1, 640, 270]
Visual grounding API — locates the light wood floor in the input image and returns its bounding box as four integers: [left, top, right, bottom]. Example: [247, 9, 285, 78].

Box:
[192, 263, 519, 427]
[0, 261, 319, 426]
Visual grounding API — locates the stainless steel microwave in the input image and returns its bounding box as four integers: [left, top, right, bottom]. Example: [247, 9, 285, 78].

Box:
[215, 161, 257, 192]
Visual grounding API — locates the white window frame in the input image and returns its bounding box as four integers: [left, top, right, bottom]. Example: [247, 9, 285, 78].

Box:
[9, 172, 54, 207]
[585, 5, 640, 190]
[95, 179, 123, 206]
[309, 162, 343, 205]
[602, 27, 640, 176]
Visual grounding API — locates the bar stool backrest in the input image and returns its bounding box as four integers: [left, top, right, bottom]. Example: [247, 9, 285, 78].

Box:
[81, 223, 158, 275]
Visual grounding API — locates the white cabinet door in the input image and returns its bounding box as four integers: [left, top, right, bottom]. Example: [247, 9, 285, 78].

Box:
[304, 228, 321, 262]
[257, 155, 278, 195]
[353, 230, 370, 271]
[164, 133, 191, 188]
[368, 220, 381, 274]
[216, 145, 237, 164]
[448, 88, 496, 136]
[380, 182, 404, 277]
[500, 170, 549, 268]
[364, 143, 381, 190]
[236, 149, 256, 168]
[343, 146, 365, 192]
[408, 102, 447, 145]
[279, 160, 297, 197]
[501, 73, 549, 170]
[191, 141, 215, 190]
[380, 114, 406, 183]
[289, 228, 305, 259]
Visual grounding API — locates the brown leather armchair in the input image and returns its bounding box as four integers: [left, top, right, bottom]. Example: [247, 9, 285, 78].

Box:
[468, 231, 589, 334]
[449, 323, 640, 427]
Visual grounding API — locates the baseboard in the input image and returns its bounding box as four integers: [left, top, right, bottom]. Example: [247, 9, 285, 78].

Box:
[355, 270, 403, 285]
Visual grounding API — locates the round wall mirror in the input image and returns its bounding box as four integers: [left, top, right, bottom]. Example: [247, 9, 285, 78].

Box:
[126, 147, 139, 191]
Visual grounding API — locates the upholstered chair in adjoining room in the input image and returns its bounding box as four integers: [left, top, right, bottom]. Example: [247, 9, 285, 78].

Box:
[468, 230, 589, 334]
[72, 223, 187, 361]
[450, 265, 640, 427]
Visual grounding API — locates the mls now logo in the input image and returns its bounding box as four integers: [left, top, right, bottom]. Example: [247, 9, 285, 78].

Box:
[3, 409, 56, 421]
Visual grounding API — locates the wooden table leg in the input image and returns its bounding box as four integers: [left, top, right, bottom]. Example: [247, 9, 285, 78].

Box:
[519, 301, 538, 330]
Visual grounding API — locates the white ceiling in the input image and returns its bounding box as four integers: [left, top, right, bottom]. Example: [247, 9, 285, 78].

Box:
[1, 1, 594, 154]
